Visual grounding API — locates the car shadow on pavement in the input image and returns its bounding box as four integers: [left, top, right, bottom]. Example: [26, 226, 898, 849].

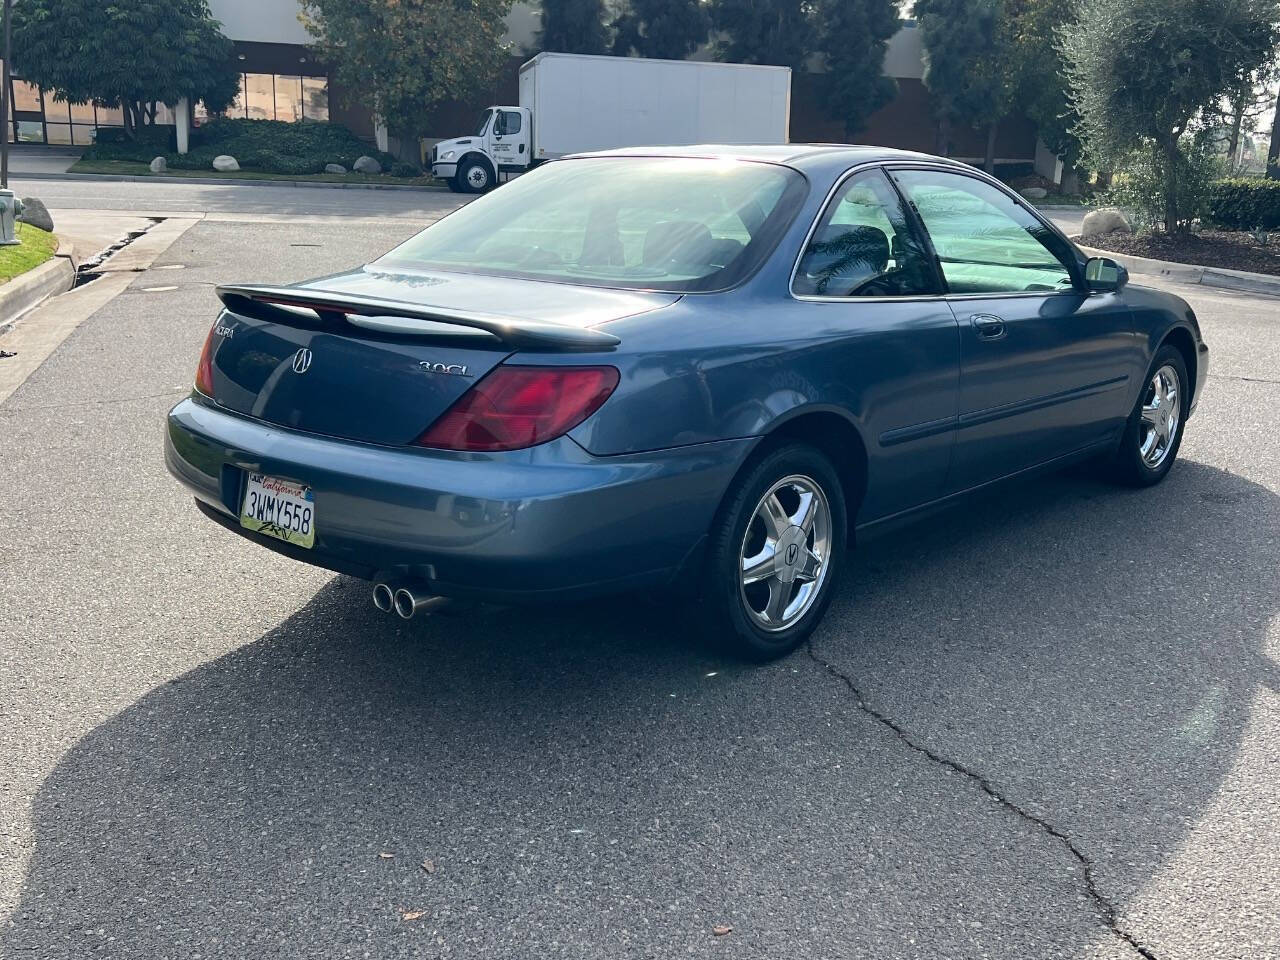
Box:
[4, 461, 1277, 958]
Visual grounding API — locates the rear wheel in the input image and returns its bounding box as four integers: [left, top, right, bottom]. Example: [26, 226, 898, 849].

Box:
[458, 157, 492, 194]
[703, 443, 847, 661]
[1109, 344, 1189, 487]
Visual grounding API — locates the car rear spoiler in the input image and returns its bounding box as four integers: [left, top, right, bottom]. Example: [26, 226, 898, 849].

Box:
[215, 283, 621, 352]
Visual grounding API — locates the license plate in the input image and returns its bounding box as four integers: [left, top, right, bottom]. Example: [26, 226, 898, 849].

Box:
[240, 473, 315, 549]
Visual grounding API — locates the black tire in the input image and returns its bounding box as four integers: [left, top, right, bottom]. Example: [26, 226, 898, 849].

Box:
[445, 176, 463, 193]
[1109, 344, 1190, 487]
[703, 443, 848, 661]
[457, 157, 492, 194]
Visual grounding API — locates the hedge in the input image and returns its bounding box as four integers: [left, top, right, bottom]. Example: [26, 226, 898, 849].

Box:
[1206, 177, 1280, 230]
[80, 117, 395, 176]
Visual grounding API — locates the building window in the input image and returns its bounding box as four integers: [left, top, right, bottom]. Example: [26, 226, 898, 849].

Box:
[201, 73, 329, 123]
[302, 77, 329, 122]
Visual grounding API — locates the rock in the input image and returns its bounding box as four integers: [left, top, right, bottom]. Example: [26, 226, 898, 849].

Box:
[16, 196, 53, 232]
[1080, 207, 1133, 240]
[1020, 186, 1048, 200]
[212, 155, 240, 172]
[352, 155, 382, 175]
[324, 163, 347, 175]
[149, 156, 167, 174]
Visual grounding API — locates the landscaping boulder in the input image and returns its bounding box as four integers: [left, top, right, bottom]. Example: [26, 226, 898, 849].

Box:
[324, 163, 347, 175]
[150, 156, 167, 174]
[17, 197, 53, 232]
[1020, 186, 1048, 200]
[1080, 207, 1132, 240]
[353, 155, 382, 175]
[212, 155, 240, 172]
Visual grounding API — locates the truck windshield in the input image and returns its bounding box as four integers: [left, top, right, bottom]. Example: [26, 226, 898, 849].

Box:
[474, 110, 492, 137]
[377, 157, 808, 292]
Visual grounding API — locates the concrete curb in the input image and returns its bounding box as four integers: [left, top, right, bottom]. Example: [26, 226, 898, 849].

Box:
[11, 170, 449, 193]
[1077, 242, 1280, 297]
[0, 247, 76, 328]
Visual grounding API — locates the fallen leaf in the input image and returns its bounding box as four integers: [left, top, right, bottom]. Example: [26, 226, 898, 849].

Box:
[378, 852, 395, 859]
[712, 925, 732, 936]
[402, 910, 426, 922]
[421, 858, 436, 874]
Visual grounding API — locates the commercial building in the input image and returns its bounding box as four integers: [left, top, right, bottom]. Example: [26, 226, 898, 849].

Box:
[6, 0, 1057, 179]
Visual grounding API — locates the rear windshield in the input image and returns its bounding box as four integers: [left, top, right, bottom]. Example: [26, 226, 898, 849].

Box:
[377, 157, 808, 292]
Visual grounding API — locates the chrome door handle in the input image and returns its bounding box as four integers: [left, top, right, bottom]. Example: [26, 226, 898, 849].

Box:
[970, 314, 1006, 340]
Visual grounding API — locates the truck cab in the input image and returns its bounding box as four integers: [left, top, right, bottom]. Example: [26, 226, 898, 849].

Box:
[429, 106, 533, 193]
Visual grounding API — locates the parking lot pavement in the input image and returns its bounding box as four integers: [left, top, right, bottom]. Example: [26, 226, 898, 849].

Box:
[12, 175, 468, 222]
[1, 220, 1277, 959]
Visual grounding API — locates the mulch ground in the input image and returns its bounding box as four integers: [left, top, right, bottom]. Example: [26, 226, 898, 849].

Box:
[1079, 229, 1280, 277]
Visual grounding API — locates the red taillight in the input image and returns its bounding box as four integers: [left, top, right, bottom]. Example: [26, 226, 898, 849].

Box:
[194, 324, 217, 397]
[415, 365, 620, 451]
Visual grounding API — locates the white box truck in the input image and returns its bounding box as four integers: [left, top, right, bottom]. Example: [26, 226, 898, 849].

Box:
[429, 53, 792, 193]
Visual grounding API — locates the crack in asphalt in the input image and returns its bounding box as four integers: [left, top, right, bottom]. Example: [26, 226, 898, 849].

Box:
[0, 388, 188, 415]
[805, 640, 1159, 960]
[1208, 373, 1280, 386]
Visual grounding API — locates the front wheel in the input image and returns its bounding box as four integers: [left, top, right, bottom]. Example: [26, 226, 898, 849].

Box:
[458, 157, 492, 194]
[703, 443, 847, 661]
[1109, 344, 1190, 487]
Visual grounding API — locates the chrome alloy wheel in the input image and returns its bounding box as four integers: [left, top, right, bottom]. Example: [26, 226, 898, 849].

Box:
[738, 475, 832, 632]
[1139, 363, 1181, 469]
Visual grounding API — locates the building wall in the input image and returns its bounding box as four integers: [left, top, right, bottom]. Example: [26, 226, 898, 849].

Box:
[207, 0, 312, 45]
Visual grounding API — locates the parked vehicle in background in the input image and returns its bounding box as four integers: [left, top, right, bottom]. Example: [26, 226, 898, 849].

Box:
[428, 53, 792, 193]
[166, 146, 1210, 661]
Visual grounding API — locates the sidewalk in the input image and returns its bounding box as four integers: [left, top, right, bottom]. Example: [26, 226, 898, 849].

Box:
[4, 146, 80, 178]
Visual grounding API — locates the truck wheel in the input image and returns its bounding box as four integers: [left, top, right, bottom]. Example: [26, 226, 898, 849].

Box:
[458, 158, 492, 194]
[446, 176, 463, 193]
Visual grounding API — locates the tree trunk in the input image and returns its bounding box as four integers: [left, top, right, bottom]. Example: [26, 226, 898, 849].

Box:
[1095, 170, 1113, 190]
[1267, 92, 1280, 178]
[122, 102, 136, 140]
[1228, 85, 1247, 174]
[936, 116, 951, 157]
[983, 122, 998, 174]
[1161, 137, 1181, 234]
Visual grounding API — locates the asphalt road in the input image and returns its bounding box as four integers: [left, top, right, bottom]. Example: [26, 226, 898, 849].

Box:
[11, 175, 468, 221]
[1, 204, 1277, 959]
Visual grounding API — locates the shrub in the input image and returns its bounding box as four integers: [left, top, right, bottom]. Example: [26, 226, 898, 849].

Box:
[1206, 177, 1280, 230]
[1107, 137, 1223, 233]
[389, 161, 421, 178]
[83, 116, 386, 176]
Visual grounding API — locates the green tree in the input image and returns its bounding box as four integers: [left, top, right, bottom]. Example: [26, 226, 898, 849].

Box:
[12, 0, 240, 138]
[300, 0, 513, 141]
[1060, 0, 1279, 231]
[538, 0, 610, 54]
[612, 0, 710, 59]
[913, 0, 1011, 164]
[1006, 0, 1083, 171]
[710, 0, 815, 69]
[814, 0, 899, 137]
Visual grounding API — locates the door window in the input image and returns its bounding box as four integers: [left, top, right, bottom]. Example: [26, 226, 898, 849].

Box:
[497, 111, 522, 136]
[892, 169, 1076, 294]
[794, 169, 940, 297]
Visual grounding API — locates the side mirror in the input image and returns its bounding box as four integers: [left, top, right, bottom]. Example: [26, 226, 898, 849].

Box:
[1084, 256, 1127, 292]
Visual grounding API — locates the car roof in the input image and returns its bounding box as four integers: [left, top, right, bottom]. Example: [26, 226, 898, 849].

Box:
[576, 143, 966, 174]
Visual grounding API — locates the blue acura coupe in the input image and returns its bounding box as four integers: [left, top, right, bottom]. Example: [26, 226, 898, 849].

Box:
[165, 146, 1209, 659]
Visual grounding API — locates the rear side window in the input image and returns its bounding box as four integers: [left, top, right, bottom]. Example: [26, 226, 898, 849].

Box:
[794, 169, 940, 297]
[891, 169, 1076, 294]
[379, 157, 808, 292]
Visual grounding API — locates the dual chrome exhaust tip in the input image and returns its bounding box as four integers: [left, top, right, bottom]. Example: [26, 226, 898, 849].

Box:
[372, 579, 448, 620]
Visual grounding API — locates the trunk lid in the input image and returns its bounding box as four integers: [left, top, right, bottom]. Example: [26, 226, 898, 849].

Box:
[203, 267, 676, 446]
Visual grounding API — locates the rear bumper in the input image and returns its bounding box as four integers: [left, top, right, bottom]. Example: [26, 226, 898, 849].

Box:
[165, 397, 751, 600]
